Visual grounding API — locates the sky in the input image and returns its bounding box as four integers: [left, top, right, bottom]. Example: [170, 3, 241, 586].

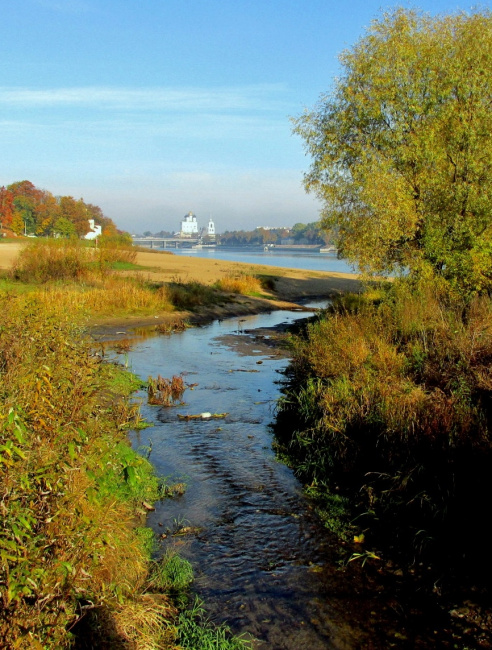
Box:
[1, 0, 489, 234]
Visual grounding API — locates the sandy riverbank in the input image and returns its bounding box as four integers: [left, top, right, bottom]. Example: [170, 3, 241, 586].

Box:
[0, 242, 360, 298]
[0, 241, 362, 335]
[132, 248, 360, 298]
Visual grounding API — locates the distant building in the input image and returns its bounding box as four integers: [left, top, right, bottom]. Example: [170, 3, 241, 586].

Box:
[207, 218, 215, 238]
[180, 212, 199, 237]
[84, 219, 102, 240]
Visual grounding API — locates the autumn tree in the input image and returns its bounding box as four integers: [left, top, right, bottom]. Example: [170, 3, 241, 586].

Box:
[53, 217, 76, 238]
[35, 192, 60, 235]
[8, 181, 44, 235]
[3, 180, 120, 238]
[58, 196, 90, 237]
[0, 187, 14, 232]
[293, 9, 492, 294]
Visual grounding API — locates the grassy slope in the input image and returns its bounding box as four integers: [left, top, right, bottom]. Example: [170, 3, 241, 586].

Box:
[0, 240, 252, 648]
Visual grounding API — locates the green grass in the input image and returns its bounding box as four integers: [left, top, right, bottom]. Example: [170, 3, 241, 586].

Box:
[107, 260, 152, 271]
[0, 237, 22, 243]
[0, 275, 38, 294]
[99, 361, 145, 395]
[178, 598, 251, 650]
[148, 551, 194, 594]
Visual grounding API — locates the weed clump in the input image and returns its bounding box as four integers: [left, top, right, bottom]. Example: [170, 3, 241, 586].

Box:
[147, 374, 186, 405]
[177, 598, 250, 650]
[148, 551, 194, 595]
[216, 273, 264, 296]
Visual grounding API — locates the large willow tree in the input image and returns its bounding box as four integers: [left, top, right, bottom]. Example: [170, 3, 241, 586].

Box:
[293, 9, 492, 293]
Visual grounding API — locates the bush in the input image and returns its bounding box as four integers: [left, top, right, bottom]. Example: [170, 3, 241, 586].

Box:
[11, 238, 92, 282]
[167, 280, 224, 310]
[97, 233, 137, 267]
[215, 273, 263, 295]
[275, 280, 492, 572]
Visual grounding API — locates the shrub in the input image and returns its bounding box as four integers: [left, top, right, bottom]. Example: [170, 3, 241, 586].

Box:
[167, 280, 224, 310]
[97, 233, 137, 267]
[215, 273, 263, 295]
[11, 238, 91, 282]
[275, 280, 492, 572]
[0, 294, 169, 647]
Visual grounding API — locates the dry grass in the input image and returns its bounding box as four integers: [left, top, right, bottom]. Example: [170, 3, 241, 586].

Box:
[109, 595, 178, 650]
[8, 238, 175, 317]
[11, 238, 93, 282]
[15, 275, 174, 317]
[276, 279, 492, 569]
[216, 273, 264, 295]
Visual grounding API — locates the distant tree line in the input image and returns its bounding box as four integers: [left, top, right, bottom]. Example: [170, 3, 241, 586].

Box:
[0, 180, 118, 238]
[217, 222, 332, 246]
[140, 230, 174, 238]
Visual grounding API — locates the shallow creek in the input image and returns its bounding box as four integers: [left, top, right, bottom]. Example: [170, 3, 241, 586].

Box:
[119, 307, 443, 649]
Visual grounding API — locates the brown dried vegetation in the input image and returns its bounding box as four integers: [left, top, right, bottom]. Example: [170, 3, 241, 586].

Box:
[0, 294, 179, 648]
[276, 280, 492, 575]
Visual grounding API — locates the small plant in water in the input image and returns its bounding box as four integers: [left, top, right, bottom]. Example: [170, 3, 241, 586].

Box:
[347, 550, 381, 567]
[147, 374, 186, 405]
[178, 597, 251, 650]
[113, 338, 133, 354]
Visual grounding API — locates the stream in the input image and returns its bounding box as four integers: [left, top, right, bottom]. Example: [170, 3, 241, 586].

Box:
[117, 307, 445, 649]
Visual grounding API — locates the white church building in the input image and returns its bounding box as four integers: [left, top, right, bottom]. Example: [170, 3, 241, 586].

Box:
[179, 212, 215, 239]
[180, 212, 199, 236]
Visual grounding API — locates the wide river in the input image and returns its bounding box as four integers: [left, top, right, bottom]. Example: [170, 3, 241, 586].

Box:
[170, 247, 355, 274]
[121, 305, 445, 649]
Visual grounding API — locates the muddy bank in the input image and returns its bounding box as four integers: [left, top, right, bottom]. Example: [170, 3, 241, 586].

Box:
[91, 247, 360, 338]
[89, 294, 318, 341]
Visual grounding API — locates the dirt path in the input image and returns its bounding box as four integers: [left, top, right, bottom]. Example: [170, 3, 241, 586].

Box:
[0, 242, 24, 269]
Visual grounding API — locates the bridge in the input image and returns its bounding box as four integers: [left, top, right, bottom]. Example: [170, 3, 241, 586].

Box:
[132, 237, 200, 249]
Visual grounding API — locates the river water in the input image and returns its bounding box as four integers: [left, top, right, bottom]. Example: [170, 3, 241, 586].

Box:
[171, 247, 355, 274]
[122, 305, 445, 649]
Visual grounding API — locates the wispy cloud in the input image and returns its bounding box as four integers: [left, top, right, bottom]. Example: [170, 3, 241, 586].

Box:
[0, 85, 290, 112]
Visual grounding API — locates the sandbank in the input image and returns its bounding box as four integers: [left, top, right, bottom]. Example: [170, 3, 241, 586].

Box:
[1, 242, 362, 334]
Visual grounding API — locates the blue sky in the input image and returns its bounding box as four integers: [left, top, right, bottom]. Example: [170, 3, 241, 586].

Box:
[1, 0, 488, 233]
